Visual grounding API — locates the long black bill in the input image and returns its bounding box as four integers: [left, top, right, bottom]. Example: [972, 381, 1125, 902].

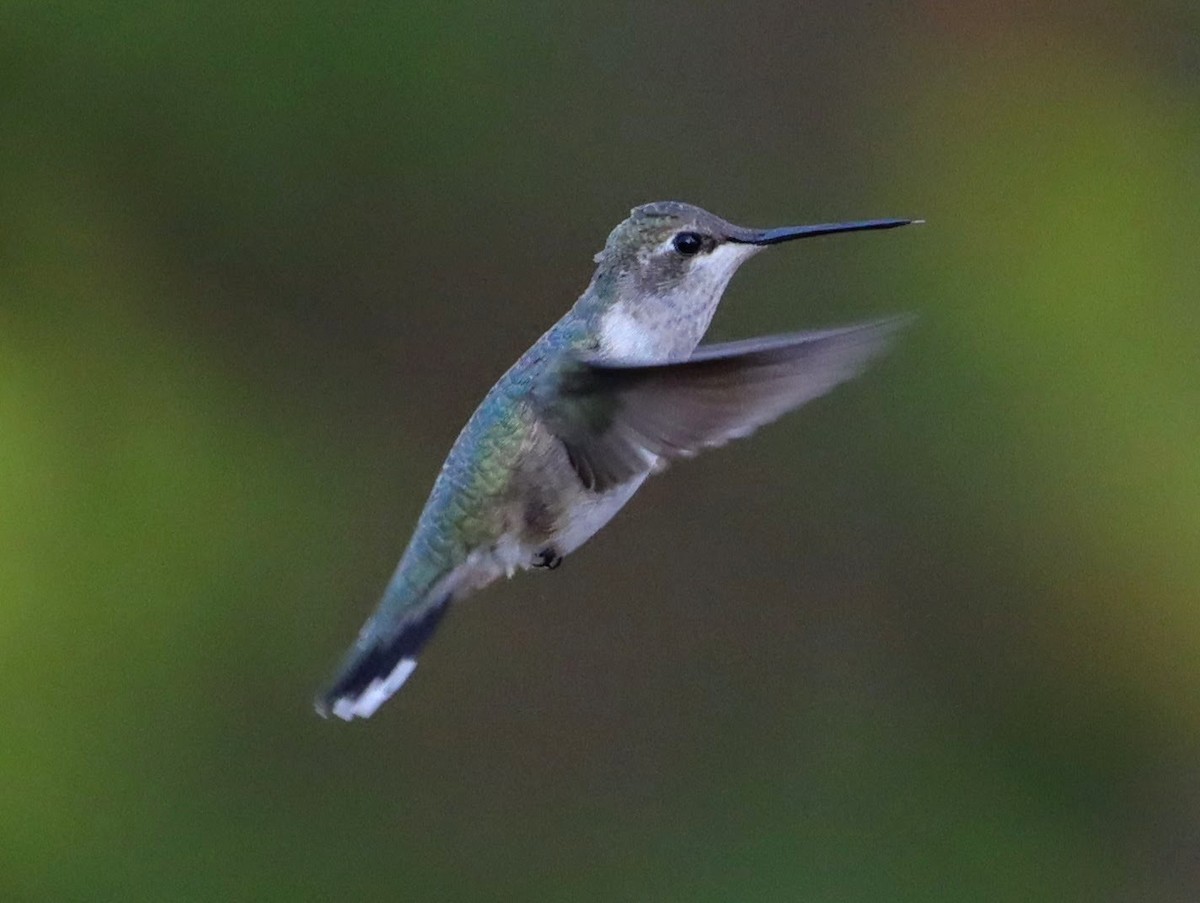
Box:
[731, 218, 919, 246]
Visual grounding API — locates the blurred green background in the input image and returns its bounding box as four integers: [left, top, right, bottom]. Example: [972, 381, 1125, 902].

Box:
[3, 1, 1199, 900]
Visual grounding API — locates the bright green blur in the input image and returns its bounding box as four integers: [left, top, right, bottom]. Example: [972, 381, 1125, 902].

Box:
[2, 2, 1198, 900]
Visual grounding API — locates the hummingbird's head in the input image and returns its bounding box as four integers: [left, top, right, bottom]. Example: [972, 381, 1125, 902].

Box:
[594, 201, 756, 301]
[588, 201, 915, 359]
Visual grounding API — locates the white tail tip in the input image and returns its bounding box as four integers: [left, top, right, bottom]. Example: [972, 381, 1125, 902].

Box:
[329, 657, 418, 721]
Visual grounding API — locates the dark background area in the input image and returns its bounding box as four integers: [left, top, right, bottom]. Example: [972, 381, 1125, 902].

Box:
[3, 2, 1199, 900]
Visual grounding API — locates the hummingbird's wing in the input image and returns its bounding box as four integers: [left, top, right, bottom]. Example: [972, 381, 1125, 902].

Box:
[534, 317, 907, 492]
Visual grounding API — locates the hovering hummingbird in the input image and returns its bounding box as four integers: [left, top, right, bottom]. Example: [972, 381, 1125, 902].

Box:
[317, 201, 917, 720]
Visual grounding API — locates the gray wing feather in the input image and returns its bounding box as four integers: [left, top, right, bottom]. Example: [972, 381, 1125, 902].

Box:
[535, 317, 908, 491]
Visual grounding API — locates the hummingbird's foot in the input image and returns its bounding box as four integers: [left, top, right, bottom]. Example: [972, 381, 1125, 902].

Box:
[533, 547, 562, 570]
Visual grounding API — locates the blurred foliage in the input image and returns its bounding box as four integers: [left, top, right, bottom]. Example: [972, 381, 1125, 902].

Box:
[2, 1, 1199, 900]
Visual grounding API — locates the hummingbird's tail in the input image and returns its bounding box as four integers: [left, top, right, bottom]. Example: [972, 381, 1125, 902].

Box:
[315, 584, 453, 721]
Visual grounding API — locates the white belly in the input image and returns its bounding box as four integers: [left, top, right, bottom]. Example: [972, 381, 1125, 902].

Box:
[479, 470, 650, 582]
[551, 471, 650, 556]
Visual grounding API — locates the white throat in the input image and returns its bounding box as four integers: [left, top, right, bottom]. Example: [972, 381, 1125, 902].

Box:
[597, 241, 760, 363]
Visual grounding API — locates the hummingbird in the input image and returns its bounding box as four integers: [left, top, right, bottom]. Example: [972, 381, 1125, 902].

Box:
[316, 201, 917, 720]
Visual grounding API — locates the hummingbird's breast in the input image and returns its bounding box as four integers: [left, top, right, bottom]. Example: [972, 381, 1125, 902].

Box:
[506, 416, 651, 559]
[544, 468, 649, 556]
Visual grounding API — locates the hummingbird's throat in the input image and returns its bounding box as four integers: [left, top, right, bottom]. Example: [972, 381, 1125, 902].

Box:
[600, 241, 758, 363]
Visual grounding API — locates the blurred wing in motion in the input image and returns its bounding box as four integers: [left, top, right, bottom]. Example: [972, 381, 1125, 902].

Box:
[535, 317, 908, 492]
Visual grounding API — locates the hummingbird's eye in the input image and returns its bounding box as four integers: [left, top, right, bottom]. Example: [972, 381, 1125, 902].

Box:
[672, 231, 705, 256]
